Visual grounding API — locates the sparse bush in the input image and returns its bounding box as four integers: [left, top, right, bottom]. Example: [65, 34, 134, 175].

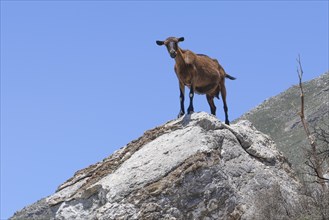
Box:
[298, 180, 329, 220]
[254, 181, 329, 220]
[254, 183, 293, 220]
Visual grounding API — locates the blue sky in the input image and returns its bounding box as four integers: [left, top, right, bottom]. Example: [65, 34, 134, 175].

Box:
[1, 1, 328, 219]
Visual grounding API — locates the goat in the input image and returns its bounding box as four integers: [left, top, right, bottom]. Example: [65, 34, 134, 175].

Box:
[156, 36, 236, 125]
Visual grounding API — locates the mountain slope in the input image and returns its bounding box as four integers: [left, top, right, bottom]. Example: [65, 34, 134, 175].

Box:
[11, 112, 306, 220]
[237, 72, 329, 171]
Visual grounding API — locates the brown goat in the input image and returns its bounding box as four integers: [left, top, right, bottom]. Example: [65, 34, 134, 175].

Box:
[156, 36, 236, 125]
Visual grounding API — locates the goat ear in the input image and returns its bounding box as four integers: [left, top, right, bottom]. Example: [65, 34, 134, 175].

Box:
[156, 40, 164, 46]
[178, 37, 184, 42]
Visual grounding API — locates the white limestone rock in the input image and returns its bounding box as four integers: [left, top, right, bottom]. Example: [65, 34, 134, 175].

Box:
[10, 112, 306, 220]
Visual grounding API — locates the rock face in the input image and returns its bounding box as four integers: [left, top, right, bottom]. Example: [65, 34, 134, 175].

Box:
[11, 112, 305, 220]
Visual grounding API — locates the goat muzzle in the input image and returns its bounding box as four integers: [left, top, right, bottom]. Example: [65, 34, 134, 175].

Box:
[170, 51, 177, 58]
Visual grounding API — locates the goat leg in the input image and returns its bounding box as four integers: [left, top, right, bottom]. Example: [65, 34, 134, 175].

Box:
[177, 82, 185, 118]
[187, 85, 194, 114]
[206, 94, 216, 115]
[224, 104, 229, 125]
[221, 85, 230, 125]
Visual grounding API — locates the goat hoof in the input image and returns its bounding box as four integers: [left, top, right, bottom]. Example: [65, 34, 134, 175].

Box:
[225, 120, 230, 125]
[177, 111, 185, 118]
[187, 109, 194, 115]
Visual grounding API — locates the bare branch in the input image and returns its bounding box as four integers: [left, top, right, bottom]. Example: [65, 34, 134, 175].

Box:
[296, 55, 327, 189]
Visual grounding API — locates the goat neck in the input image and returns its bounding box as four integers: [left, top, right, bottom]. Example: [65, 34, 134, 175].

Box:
[174, 47, 186, 66]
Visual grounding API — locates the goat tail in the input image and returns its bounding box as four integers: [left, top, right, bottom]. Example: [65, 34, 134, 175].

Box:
[225, 74, 236, 80]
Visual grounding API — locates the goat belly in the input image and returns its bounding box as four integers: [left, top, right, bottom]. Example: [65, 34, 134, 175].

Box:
[195, 83, 218, 94]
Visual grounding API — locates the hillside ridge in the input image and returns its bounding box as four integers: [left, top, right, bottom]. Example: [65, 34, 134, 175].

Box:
[237, 72, 329, 171]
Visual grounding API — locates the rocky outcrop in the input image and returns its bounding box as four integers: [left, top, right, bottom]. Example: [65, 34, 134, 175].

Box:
[11, 112, 306, 220]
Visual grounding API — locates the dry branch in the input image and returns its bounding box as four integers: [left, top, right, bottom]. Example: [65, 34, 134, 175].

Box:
[296, 55, 327, 189]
